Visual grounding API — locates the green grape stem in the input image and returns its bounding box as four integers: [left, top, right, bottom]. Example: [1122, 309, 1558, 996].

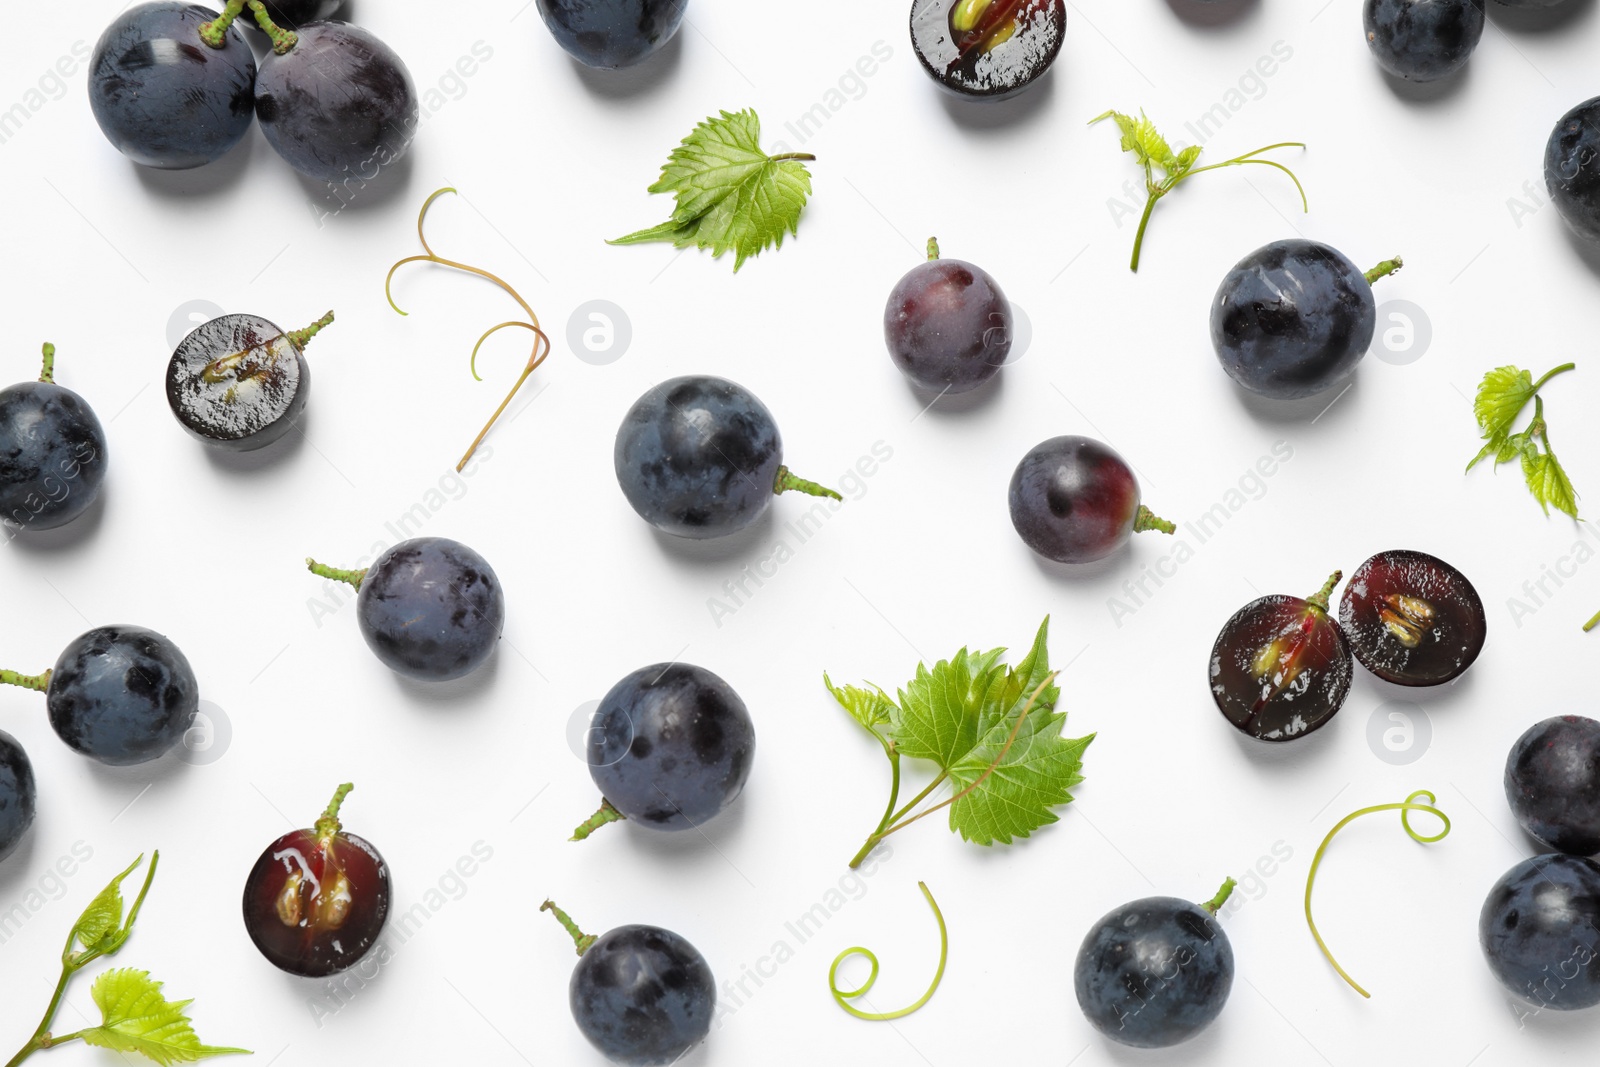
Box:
[287, 311, 336, 352]
[540, 900, 597, 956]
[828, 881, 948, 1021]
[1133, 505, 1175, 535]
[1585, 608, 1600, 633]
[1364, 257, 1404, 285]
[0, 669, 51, 693]
[1201, 877, 1238, 916]
[768, 153, 817, 163]
[926, 237, 940, 261]
[37, 343, 55, 384]
[306, 558, 366, 591]
[314, 783, 355, 838]
[774, 467, 843, 501]
[198, 0, 247, 48]
[246, 0, 298, 54]
[1305, 570, 1343, 614]
[570, 798, 626, 842]
[1531, 362, 1577, 396]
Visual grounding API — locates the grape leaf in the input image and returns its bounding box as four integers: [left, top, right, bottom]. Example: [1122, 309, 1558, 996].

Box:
[1465, 363, 1581, 517]
[78, 969, 249, 1066]
[609, 109, 814, 272]
[1472, 365, 1536, 438]
[1522, 441, 1580, 518]
[823, 675, 895, 734]
[71, 855, 145, 955]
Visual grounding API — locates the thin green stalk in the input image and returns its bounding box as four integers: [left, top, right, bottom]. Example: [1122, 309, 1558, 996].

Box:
[828, 881, 948, 1021]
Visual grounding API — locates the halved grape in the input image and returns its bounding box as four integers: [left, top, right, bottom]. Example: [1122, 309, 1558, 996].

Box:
[1338, 549, 1485, 686]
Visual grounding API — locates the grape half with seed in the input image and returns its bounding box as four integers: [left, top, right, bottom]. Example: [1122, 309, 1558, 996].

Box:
[166, 311, 332, 451]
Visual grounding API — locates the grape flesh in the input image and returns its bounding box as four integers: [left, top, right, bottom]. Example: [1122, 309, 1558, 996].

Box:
[0, 379, 108, 533]
[588, 663, 755, 830]
[1210, 581, 1352, 742]
[883, 252, 1011, 393]
[1363, 0, 1484, 82]
[356, 538, 504, 682]
[0, 730, 36, 863]
[242, 824, 389, 977]
[534, 0, 688, 69]
[1505, 716, 1600, 856]
[1338, 549, 1486, 686]
[615, 376, 787, 540]
[1546, 97, 1600, 245]
[571, 924, 715, 1066]
[46, 626, 198, 766]
[910, 0, 1068, 100]
[1210, 239, 1376, 400]
[88, 2, 257, 170]
[1479, 853, 1600, 1010]
[254, 22, 419, 183]
[1074, 895, 1234, 1048]
[1008, 436, 1152, 564]
[166, 314, 309, 451]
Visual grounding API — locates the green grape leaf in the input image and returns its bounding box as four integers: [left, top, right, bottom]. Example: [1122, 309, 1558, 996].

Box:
[78, 969, 250, 1066]
[609, 109, 813, 272]
[1472, 365, 1536, 439]
[1090, 109, 1181, 176]
[71, 855, 145, 955]
[1522, 442, 1580, 518]
[1465, 364, 1581, 517]
[824, 675, 896, 734]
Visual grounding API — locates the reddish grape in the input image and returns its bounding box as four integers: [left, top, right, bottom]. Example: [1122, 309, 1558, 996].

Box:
[1009, 436, 1174, 564]
[1338, 549, 1485, 686]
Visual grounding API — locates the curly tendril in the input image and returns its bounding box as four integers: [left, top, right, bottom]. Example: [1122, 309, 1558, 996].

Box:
[828, 881, 948, 1021]
[1304, 789, 1450, 998]
[385, 187, 552, 472]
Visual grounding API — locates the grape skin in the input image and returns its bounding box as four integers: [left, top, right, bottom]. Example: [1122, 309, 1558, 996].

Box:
[535, 0, 688, 69]
[0, 379, 109, 533]
[0, 730, 36, 863]
[571, 924, 715, 1066]
[1074, 895, 1234, 1048]
[588, 663, 755, 830]
[1479, 853, 1600, 1010]
[1546, 97, 1600, 245]
[356, 538, 504, 682]
[1008, 436, 1144, 564]
[1363, 0, 1484, 83]
[87, 2, 257, 170]
[1505, 717, 1600, 856]
[883, 256, 1012, 394]
[46, 626, 198, 766]
[254, 22, 419, 183]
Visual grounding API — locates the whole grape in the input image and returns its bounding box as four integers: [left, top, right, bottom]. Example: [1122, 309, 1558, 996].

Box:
[534, 0, 688, 69]
[0, 731, 37, 863]
[0, 345, 108, 533]
[1008, 435, 1173, 564]
[1546, 97, 1600, 245]
[587, 663, 755, 831]
[1363, 0, 1484, 82]
[883, 238, 1012, 394]
[571, 925, 715, 1065]
[1505, 716, 1600, 856]
[350, 538, 505, 682]
[88, 2, 257, 169]
[46, 626, 199, 766]
[1479, 853, 1600, 1010]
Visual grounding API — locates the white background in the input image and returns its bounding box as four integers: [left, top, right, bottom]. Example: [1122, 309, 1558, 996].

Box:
[2, 0, 1600, 1064]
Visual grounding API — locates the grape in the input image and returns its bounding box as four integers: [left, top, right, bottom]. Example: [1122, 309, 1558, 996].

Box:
[1008, 436, 1173, 564]
[0, 730, 36, 863]
[39, 626, 198, 766]
[1479, 853, 1600, 1010]
[242, 783, 390, 978]
[1546, 97, 1600, 245]
[254, 21, 419, 184]
[0, 345, 108, 534]
[614, 376, 839, 540]
[249, 0, 343, 28]
[534, 0, 688, 69]
[1211, 240, 1399, 400]
[310, 537, 504, 682]
[1210, 572, 1353, 742]
[1505, 717, 1600, 856]
[910, 0, 1068, 101]
[1363, 0, 1484, 83]
[1338, 549, 1485, 686]
[1074, 891, 1235, 1048]
[166, 311, 332, 452]
[883, 239, 1011, 394]
[585, 663, 755, 832]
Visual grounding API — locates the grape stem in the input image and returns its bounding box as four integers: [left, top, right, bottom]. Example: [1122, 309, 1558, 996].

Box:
[314, 783, 355, 839]
[286, 311, 336, 352]
[386, 188, 552, 473]
[1305, 570, 1342, 614]
[926, 237, 940, 261]
[1200, 877, 1238, 916]
[198, 0, 247, 48]
[828, 881, 948, 1021]
[1132, 505, 1175, 536]
[774, 467, 843, 502]
[0, 669, 51, 694]
[769, 153, 817, 162]
[570, 798, 625, 842]
[246, 0, 297, 54]
[540, 900, 597, 956]
[37, 344, 55, 385]
[1304, 790, 1450, 998]
[1585, 609, 1600, 633]
[306, 558, 366, 592]
[1363, 257, 1404, 286]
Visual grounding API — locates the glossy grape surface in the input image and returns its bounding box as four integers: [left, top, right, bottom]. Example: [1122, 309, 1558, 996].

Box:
[1339, 549, 1485, 686]
[1546, 97, 1600, 244]
[910, 0, 1067, 100]
[615, 376, 787, 540]
[242, 824, 390, 977]
[1479, 853, 1600, 1010]
[571, 924, 715, 1065]
[88, 2, 257, 169]
[589, 663, 755, 830]
[1211, 239, 1376, 400]
[166, 314, 309, 451]
[884, 253, 1011, 393]
[0, 730, 36, 863]
[1008, 436, 1147, 564]
[356, 538, 504, 681]
[255, 22, 419, 183]
[1210, 587, 1352, 741]
[535, 0, 688, 69]
[1363, 0, 1484, 82]
[0, 380, 108, 534]
[251, 0, 344, 28]
[1075, 895, 1234, 1048]
[46, 626, 198, 766]
[1505, 716, 1600, 856]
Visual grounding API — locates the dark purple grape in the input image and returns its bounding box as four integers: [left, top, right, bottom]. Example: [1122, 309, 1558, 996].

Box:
[308, 537, 504, 682]
[1338, 549, 1485, 686]
[1546, 97, 1600, 245]
[883, 238, 1011, 394]
[0, 730, 37, 863]
[1505, 717, 1600, 856]
[254, 21, 419, 184]
[166, 311, 331, 452]
[535, 0, 688, 69]
[910, 0, 1067, 100]
[1210, 572, 1353, 742]
[1480, 853, 1600, 1011]
[1363, 0, 1484, 83]
[1008, 436, 1173, 564]
[88, 2, 257, 169]
[0, 345, 108, 533]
